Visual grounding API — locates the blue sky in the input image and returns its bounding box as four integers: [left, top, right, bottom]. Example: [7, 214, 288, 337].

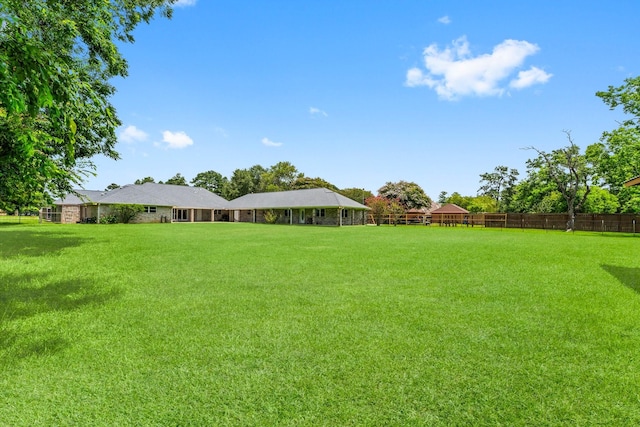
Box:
[85, 0, 640, 198]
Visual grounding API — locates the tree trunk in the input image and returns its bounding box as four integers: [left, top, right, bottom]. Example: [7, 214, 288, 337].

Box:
[567, 206, 575, 231]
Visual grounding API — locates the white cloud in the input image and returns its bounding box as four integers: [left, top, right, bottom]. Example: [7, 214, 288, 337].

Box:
[309, 107, 328, 117]
[510, 66, 553, 89]
[406, 36, 551, 100]
[119, 125, 148, 143]
[174, 0, 197, 7]
[438, 16, 451, 24]
[262, 137, 283, 147]
[161, 130, 194, 149]
[214, 127, 229, 138]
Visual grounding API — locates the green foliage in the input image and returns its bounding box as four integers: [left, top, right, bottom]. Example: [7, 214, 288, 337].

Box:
[0, 0, 174, 206]
[467, 195, 498, 213]
[134, 176, 156, 185]
[291, 176, 338, 191]
[377, 181, 432, 210]
[525, 132, 595, 227]
[261, 161, 302, 192]
[263, 209, 279, 224]
[478, 165, 519, 212]
[190, 170, 229, 195]
[388, 200, 405, 225]
[583, 186, 620, 214]
[111, 204, 144, 223]
[438, 191, 448, 204]
[164, 173, 188, 186]
[617, 186, 640, 213]
[596, 75, 640, 128]
[226, 165, 267, 199]
[340, 188, 373, 204]
[365, 196, 389, 225]
[587, 125, 640, 192]
[99, 214, 118, 224]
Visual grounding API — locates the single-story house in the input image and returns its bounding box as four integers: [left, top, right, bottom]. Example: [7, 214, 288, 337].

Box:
[49, 184, 369, 226]
[226, 187, 369, 226]
[50, 182, 229, 223]
[430, 203, 469, 226]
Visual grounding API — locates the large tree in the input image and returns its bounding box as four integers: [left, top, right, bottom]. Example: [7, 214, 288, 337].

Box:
[340, 188, 373, 204]
[588, 76, 640, 212]
[377, 181, 431, 210]
[0, 0, 174, 209]
[165, 173, 188, 186]
[525, 131, 595, 229]
[291, 176, 338, 191]
[191, 170, 229, 196]
[261, 161, 302, 192]
[226, 165, 267, 199]
[478, 166, 519, 212]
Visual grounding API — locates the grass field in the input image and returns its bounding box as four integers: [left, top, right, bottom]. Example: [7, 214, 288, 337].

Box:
[1, 222, 639, 426]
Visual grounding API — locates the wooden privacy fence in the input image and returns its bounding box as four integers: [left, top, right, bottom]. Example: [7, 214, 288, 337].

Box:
[367, 212, 640, 233]
[502, 213, 640, 233]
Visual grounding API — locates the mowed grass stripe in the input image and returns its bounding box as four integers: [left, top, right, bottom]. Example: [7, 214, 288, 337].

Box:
[1, 223, 639, 425]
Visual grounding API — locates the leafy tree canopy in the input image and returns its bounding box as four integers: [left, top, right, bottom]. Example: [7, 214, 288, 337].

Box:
[291, 177, 338, 191]
[340, 188, 373, 204]
[190, 170, 228, 196]
[134, 176, 156, 185]
[165, 173, 188, 186]
[525, 131, 595, 227]
[478, 166, 519, 212]
[261, 161, 303, 192]
[0, 0, 174, 210]
[377, 181, 431, 210]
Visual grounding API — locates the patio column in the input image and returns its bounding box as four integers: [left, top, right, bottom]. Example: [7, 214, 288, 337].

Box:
[211, 209, 215, 222]
[190, 208, 194, 222]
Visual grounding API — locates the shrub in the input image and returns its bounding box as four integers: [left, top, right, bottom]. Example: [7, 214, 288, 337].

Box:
[99, 215, 117, 224]
[264, 209, 279, 224]
[111, 204, 144, 223]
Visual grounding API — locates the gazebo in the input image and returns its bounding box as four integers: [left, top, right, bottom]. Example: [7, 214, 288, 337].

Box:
[430, 203, 469, 226]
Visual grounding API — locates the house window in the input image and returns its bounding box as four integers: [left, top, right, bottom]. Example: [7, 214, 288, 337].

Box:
[342, 209, 349, 218]
[144, 206, 157, 213]
[315, 208, 325, 217]
[284, 210, 289, 217]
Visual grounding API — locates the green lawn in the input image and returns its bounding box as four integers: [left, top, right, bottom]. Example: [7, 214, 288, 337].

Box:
[1, 223, 639, 426]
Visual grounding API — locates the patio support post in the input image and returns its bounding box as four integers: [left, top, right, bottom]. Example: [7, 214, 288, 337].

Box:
[190, 208, 194, 222]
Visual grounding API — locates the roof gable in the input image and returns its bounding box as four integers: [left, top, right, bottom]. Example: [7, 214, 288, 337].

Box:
[430, 203, 469, 214]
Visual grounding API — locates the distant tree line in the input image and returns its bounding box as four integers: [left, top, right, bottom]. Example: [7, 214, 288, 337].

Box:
[440, 76, 640, 229]
[117, 161, 375, 205]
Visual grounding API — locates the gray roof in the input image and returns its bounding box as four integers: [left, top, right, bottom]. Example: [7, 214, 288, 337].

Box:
[54, 183, 229, 209]
[54, 190, 107, 205]
[227, 188, 369, 210]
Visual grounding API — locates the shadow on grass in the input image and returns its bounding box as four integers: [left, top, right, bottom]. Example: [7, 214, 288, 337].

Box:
[0, 228, 91, 258]
[0, 273, 121, 360]
[602, 264, 640, 294]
